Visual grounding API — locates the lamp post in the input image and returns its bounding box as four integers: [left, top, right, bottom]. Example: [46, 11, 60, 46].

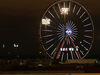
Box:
[42, 18, 50, 62]
[14, 44, 19, 59]
[61, 7, 69, 26]
[60, 7, 69, 63]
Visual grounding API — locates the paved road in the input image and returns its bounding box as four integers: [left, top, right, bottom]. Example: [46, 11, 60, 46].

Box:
[0, 73, 100, 75]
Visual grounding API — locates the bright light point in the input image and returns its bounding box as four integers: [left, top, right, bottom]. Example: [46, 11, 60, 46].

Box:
[39, 52, 42, 54]
[86, 49, 88, 50]
[63, 48, 66, 51]
[80, 42, 82, 44]
[76, 46, 79, 51]
[14, 44, 18, 48]
[42, 19, 50, 25]
[3, 44, 5, 48]
[61, 8, 69, 15]
[60, 48, 62, 51]
[69, 48, 74, 51]
[66, 29, 72, 35]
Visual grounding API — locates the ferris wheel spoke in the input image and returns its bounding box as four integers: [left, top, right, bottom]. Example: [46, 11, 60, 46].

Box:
[42, 29, 53, 32]
[45, 16, 62, 29]
[58, 3, 61, 12]
[70, 35, 75, 41]
[47, 36, 62, 51]
[66, 53, 68, 60]
[66, 21, 69, 29]
[58, 25, 62, 29]
[71, 22, 75, 28]
[72, 25, 77, 29]
[83, 40, 91, 45]
[73, 28, 77, 30]
[81, 44, 88, 50]
[84, 30, 92, 32]
[69, 20, 72, 26]
[57, 30, 62, 32]
[72, 33, 78, 36]
[71, 36, 77, 41]
[69, 21, 75, 30]
[43, 34, 53, 38]
[84, 35, 92, 38]
[73, 5, 76, 13]
[50, 18, 63, 28]
[69, 2, 71, 11]
[73, 31, 78, 32]
[75, 51, 79, 59]
[48, 11, 63, 27]
[61, 52, 64, 62]
[71, 51, 74, 59]
[47, 44, 54, 51]
[57, 28, 62, 31]
[72, 23, 76, 28]
[42, 32, 62, 38]
[59, 35, 64, 41]
[46, 25, 57, 29]
[48, 11, 55, 18]
[80, 12, 86, 18]
[69, 21, 73, 28]
[58, 34, 62, 38]
[80, 50, 84, 55]
[46, 36, 58, 44]
[72, 34, 77, 38]
[84, 23, 91, 27]
[42, 24, 57, 29]
[46, 38, 54, 44]
[76, 7, 81, 15]
[51, 47, 56, 56]
[57, 33, 62, 35]
[53, 7, 60, 19]
[70, 23, 76, 30]
[56, 36, 65, 59]
[82, 17, 89, 23]
[52, 35, 64, 58]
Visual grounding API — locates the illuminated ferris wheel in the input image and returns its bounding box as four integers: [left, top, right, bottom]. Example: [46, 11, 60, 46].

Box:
[40, 0, 94, 62]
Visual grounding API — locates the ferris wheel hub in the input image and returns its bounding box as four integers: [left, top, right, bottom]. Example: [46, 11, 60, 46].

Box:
[66, 29, 72, 35]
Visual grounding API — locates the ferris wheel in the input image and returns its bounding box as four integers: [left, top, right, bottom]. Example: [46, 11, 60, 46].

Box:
[40, 0, 94, 62]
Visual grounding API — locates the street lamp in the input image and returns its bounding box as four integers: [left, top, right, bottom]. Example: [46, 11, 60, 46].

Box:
[42, 18, 50, 25]
[14, 44, 19, 48]
[13, 44, 19, 59]
[42, 18, 51, 61]
[60, 7, 69, 63]
[61, 7, 69, 15]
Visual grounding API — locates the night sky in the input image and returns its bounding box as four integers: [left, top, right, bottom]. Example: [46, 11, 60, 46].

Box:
[0, 0, 99, 59]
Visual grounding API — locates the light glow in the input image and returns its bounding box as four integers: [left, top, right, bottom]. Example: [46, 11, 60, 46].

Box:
[61, 8, 69, 15]
[42, 19, 50, 25]
[66, 29, 72, 35]
[14, 44, 18, 48]
[3, 44, 5, 48]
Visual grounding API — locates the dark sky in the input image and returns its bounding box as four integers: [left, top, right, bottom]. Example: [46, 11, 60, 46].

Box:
[0, 0, 99, 58]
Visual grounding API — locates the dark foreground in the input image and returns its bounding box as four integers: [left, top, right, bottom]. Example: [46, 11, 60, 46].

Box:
[0, 64, 100, 73]
[0, 72, 100, 75]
